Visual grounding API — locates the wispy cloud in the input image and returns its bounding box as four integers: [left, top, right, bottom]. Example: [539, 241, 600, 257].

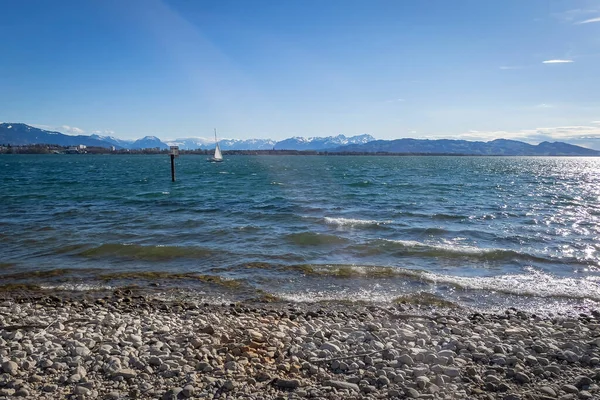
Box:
[384, 98, 406, 103]
[542, 59, 574, 64]
[30, 123, 53, 130]
[554, 8, 599, 23]
[535, 103, 553, 108]
[576, 17, 600, 24]
[499, 66, 522, 70]
[92, 130, 116, 135]
[61, 125, 85, 134]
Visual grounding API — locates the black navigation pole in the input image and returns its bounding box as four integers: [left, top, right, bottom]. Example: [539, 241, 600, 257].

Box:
[169, 146, 179, 182]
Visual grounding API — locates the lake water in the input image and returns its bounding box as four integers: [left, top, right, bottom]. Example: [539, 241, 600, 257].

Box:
[2, 154, 600, 314]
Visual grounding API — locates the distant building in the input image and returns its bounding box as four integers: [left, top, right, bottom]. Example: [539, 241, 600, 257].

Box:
[66, 145, 87, 154]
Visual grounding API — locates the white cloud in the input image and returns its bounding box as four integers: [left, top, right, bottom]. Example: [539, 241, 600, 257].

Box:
[577, 17, 600, 24]
[30, 123, 53, 130]
[554, 8, 599, 23]
[499, 66, 522, 70]
[61, 125, 85, 134]
[542, 59, 574, 64]
[535, 103, 553, 108]
[92, 130, 115, 135]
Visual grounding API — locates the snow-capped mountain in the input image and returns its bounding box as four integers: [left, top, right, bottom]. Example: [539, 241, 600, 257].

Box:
[90, 134, 170, 150]
[89, 134, 134, 149]
[131, 136, 169, 150]
[166, 137, 276, 150]
[274, 134, 375, 150]
[0, 123, 118, 148]
[4, 123, 600, 155]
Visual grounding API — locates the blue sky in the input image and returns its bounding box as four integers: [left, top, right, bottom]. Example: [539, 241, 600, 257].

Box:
[1, 0, 600, 147]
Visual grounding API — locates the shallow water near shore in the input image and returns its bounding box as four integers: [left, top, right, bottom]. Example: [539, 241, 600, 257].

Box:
[1, 154, 600, 314]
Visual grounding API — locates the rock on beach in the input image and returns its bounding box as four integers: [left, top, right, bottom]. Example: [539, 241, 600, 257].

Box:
[0, 293, 600, 399]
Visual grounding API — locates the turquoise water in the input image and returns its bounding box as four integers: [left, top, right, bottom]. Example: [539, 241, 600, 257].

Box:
[2, 154, 600, 312]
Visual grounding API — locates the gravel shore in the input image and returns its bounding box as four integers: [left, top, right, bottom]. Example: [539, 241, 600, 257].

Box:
[1, 290, 600, 399]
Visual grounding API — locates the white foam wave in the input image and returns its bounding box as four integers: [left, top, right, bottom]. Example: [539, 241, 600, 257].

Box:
[277, 288, 397, 303]
[325, 217, 390, 226]
[423, 270, 600, 300]
[383, 239, 501, 255]
[39, 283, 114, 291]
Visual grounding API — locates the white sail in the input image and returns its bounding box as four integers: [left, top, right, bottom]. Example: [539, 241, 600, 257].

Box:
[209, 128, 223, 162]
[213, 143, 223, 161]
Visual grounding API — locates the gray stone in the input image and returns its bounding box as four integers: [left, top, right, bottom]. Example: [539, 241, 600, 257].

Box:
[1, 361, 18, 375]
[323, 380, 359, 392]
[114, 368, 137, 379]
[514, 372, 530, 384]
[539, 386, 556, 397]
[73, 346, 91, 357]
[562, 384, 579, 393]
[74, 386, 91, 396]
[0, 389, 15, 397]
[376, 376, 390, 386]
[15, 388, 30, 397]
[182, 385, 195, 398]
[398, 354, 414, 365]
[275, 379, 301, 389]
[443, 367, 460, 377]
[320, 342, 341, 352]
[361, 384, 377, 393]
[575, 375, 593, 388]
[43, 384, 58, 392]
[199, 325, 215, 334]
[149, 356, 163, 366]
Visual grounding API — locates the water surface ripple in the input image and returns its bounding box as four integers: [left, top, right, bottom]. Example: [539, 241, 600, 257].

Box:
[2, 155, 600, 313]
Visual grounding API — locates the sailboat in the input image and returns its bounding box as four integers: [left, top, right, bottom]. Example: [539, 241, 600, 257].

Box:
[209, 128, 223, 162]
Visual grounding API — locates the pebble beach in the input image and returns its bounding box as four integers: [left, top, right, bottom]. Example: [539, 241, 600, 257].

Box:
[1, 291, 600, 400]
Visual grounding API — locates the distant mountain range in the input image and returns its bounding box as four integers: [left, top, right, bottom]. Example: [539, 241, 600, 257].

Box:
[0, 123, 120, 148]
[1, 122, 599, 156]
[274, 134, 374, 150]
[336, 138, 600, 156]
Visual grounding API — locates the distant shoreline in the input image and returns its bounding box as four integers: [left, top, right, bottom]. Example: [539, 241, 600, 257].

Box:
[1, 146, 599, 157]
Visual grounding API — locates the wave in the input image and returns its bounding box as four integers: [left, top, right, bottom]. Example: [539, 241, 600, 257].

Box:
[290, 264, 419, 278]
[0, 268, 96, 280]
[422, 269, 600, 301]
[276, 288, 397, 303]
[39, 283, 114, 291]
[285, 232, 349, 246]
[324, 217, 391, 227]
[275, 264, 600, 302]
[78, 243, 212, 261]
[352, 239, 562, 264]
[347, 180, 373, 187]
[97, 271, 245, 289]
[394, 211, 471, 221]
[276, 289, 459, 307]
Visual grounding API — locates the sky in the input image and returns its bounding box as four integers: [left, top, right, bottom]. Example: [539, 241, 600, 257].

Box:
[1, 0, 600, 147]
